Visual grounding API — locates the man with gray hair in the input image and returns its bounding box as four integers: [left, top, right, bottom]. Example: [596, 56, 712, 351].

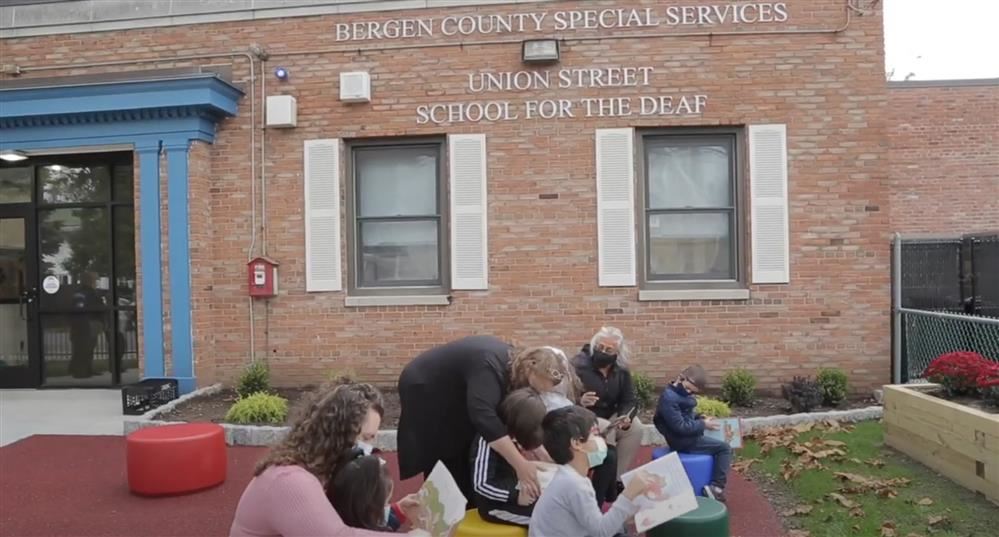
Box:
[572, 326, 642, 480]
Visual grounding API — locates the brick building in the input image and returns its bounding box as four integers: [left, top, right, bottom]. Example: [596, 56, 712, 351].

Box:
[0, 0, 982, 396]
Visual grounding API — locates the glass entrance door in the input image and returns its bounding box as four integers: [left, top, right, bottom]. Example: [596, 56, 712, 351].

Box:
[0, 153, 139, 388]
[0, 205, 39, 388]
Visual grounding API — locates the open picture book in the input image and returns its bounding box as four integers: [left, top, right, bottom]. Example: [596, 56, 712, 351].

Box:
[703, 417, 744, 449]
[412, 461, 467, 537]
[620, 451, 699, 533]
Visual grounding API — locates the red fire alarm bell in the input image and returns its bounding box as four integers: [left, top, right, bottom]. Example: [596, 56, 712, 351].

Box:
[248, 257, 279, 298]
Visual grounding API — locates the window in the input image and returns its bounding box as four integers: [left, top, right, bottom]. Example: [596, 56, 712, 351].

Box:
[639, 131, 742, 287]
[348, 140, 447, 294]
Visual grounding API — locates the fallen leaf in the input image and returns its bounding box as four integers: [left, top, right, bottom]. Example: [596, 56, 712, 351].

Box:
[834, 472, 874, 486]
[865, 458, 886, 468]
[927, 515, 950, 527]
[881, 521, 897, 537]
[849, 506, 866, 518]
[915, 497, 934, 506]
[849, 458, 864, 465]
[781, 505, 814, 517]
[905, 534, 926, 537]
[787, 531, 811, 537]
[828, 492, 859, 509]
[852, 525, 861, 533]
[823, 440, 847, 447]
[732, 458, 758, 473]
[793, 422, 815, 433]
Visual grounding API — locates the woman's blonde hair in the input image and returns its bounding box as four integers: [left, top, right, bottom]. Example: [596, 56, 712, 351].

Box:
[510, 346, 583, 400]
[254, 381, 383, 485]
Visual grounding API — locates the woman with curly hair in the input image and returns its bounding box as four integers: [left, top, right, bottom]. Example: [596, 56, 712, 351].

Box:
[397, 337, 576, 508]
[229, 382, 420, 537]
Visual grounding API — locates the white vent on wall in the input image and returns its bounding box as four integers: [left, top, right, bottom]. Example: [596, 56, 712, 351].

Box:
[266, 95, 297, 128]
[340, 72, 371, 103]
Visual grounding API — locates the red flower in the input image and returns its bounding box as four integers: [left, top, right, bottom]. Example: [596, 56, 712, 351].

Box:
[923, 351, 992, 395]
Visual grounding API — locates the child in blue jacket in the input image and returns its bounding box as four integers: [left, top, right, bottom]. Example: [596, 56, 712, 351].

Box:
[652, 365, 731, 502]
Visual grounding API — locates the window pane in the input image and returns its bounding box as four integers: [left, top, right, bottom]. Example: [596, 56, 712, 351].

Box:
[113, 164, 134, 202]
[0, 167, 32, 204]
[359, 220, 439, 285]
[41, 312, 112, 386]
[114, 206, 137, 306]
[648, 212, 733, 279]
[356, 146, 438, 217]
[647, 141, 732, 209]
[38, 208, 112, 309]
[39, 164, 110, 204]
[118, 310, 140, 385]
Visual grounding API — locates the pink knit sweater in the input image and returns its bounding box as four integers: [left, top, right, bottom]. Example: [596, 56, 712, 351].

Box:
[229, 465, 398, 537]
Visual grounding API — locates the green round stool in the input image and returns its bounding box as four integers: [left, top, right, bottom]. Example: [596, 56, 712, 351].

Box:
[646, 497, 729, 537]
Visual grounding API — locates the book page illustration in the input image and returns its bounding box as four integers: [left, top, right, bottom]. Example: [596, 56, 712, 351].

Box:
[703, 417, 743, 449]
[414, 461, 467, 537]
[620, 451, 699, 533]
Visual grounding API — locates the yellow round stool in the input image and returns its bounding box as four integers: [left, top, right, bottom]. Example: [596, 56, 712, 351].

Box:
[453, 510, 528, 537]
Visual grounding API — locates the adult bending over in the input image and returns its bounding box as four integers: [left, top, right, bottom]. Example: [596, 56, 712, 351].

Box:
[573, 327, 643, 478]
[397, 336, 566, 505]
[230, 382, 419, 537]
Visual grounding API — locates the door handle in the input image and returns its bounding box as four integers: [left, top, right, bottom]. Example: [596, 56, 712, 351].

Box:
[18, 288, 37, 320]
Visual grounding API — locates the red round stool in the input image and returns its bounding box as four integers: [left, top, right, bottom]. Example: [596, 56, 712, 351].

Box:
[126, 423, 227, 496]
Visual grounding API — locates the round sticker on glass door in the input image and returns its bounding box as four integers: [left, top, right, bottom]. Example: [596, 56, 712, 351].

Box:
[42, 275, 61, 294]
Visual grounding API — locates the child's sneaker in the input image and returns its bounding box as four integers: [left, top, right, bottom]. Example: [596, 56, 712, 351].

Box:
[704, 485, 726, 502]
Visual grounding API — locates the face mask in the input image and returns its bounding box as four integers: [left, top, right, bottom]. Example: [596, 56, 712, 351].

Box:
[383, 504, 392, 526]
[586, 436, 608, 468]
[592, 350, 617, 368]
[356, 441, 374, 456]
[541, 391, 573, 411]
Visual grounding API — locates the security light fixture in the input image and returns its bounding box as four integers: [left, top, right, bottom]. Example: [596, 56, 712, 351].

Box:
[522, 39, 560, 64]
[274, 67, 289, 81]
[0, 150, 27, 162]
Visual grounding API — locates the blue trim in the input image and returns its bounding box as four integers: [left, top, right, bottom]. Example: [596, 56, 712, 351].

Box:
[0, 74, 242, 394]
[165, 141, 194, 389]
[137, 143, 165, 379]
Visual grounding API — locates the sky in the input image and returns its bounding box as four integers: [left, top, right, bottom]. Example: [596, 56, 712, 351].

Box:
[884, 0, 999, 81]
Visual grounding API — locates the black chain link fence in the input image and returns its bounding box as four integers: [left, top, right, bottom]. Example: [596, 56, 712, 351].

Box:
[894, 233, 999, 382]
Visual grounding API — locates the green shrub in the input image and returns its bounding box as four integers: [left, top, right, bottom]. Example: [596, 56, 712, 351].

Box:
[816, 367, 849, 406]
[694, 397, 732, 418]
[225, 392, 289, 425]
[721, 369, 756, 407]
[236, 360, 270, 398]
[631, 371, 656, 410]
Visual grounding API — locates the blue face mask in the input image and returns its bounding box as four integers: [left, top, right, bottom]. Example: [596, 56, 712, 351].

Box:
[586, 436, 608, 468]
[356, 441, 374, 456]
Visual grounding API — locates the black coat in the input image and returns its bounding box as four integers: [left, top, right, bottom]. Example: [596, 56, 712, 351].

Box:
[397, 335, 512, 479]
[572, 345, 637, 420]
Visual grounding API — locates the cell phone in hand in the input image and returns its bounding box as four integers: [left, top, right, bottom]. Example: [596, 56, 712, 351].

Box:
[624, 406, 639, 421]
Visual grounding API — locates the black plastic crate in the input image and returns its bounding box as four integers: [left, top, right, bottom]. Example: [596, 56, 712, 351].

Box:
[122, 378, 179, 416]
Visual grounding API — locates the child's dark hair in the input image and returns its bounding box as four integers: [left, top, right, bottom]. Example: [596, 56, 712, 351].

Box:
[327, 450, 392, 530]
[542, 406, 597, 464]
[499, 388, 548, 450]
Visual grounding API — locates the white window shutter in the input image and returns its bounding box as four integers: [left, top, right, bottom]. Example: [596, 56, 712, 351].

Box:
[749, 124, 790, 284]
[595, 128, 637, 287]
[449, 134, 489, 290]
[304, 139, 342, 292]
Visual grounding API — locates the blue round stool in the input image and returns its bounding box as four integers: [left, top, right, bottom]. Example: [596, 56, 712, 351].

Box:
[651, 446, 714, 497]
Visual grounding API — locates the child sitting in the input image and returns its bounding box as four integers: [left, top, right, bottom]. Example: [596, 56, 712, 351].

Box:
[327, 449, 419, 532]
[652, 364, 731, 502]
[528, 406, 654, 537]
[471, 388, 549, 526]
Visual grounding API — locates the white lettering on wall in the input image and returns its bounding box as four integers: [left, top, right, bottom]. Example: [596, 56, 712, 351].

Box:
[335, 3, 791, 42]
[414, 64, 707, 125]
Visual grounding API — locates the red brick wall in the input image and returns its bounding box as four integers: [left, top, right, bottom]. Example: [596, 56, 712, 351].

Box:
[888, 81, 999, 235]
[2, 0, 890, 393]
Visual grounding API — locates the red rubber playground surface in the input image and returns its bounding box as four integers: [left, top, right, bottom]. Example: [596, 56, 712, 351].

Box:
[0, 435, 785, 537]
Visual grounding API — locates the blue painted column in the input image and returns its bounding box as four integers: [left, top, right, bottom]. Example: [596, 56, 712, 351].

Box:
[136, 142, 165, 379]
[165, 140, 196, 394]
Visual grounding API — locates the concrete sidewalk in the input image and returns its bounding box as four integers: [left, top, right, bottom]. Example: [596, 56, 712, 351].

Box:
[0, 390, 126, 447]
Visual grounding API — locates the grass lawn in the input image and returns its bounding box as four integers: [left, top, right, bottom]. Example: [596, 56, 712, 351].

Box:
[740, 421, 999, 537]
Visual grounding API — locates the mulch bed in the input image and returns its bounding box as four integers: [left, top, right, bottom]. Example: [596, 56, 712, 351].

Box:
[160, 387, 876, 427]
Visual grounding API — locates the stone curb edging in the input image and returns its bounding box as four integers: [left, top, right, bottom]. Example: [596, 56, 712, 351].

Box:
[123, 389, 883, 449]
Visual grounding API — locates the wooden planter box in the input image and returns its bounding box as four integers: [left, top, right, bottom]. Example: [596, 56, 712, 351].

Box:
[883, 384, 999, 504]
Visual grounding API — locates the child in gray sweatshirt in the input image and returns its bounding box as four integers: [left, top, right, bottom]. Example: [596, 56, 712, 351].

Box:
[528, 406, 654, 537]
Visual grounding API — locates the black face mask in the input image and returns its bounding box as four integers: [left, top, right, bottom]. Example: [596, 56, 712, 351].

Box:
[592, 350, 617, 368]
